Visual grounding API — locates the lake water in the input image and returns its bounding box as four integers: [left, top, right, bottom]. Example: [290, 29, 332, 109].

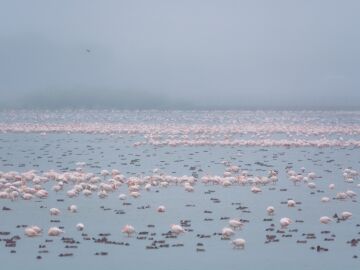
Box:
[0, 110, 359, 270]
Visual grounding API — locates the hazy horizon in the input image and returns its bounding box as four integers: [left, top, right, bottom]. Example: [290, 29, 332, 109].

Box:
[1, 0, 360, 109]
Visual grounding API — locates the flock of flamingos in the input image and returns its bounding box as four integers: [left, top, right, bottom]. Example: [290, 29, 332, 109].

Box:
[0, 110, 359, 264]
[0, 162, 358, 252]
[1, 121, 360, 148]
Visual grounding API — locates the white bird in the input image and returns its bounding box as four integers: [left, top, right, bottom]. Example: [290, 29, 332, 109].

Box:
[266, 206, 275, 215]
[0, 191, 8, 199]
[22, 193, 33, 200]
[229, 219, 243, 230]
[157, 205, 166, 213]
[52, 185, 62, 192]
[122, 224, 135, 237]
[130, 191, 140, 198]
[232, 238, 246, 249]
[321, 197, 330, 203]
[287, 199, 296, 207]
[307, 182, 316, 189]
[251, 186, 261, 193]
[145, 183, 152, 191]
[68, 205, 77, 213]
[320, 216, 332, 224]
[341, 211, 352, 220]
[280, 217, 292, 228]
[118, 193, 127, 200]
[35, 190, 48, 198]
[24, 226, 42, 237]
[222, 227, 234, 238]
[76, 223, 84, 231]
[184, 185, 194, 192]
[67, 190, 77, 198]
[171, 224, 185, 235]
[222, 179, 231, 187]
[83, 189, 92, 196]
[346, 190, 357, 198]
[100, 170, 110, 178]
[48, 227, 63, 236]
[98, 190, 108, 198]
[336, 192, 348, 200]
[308, 172, 316, 179]
[49, 208, 61, 216]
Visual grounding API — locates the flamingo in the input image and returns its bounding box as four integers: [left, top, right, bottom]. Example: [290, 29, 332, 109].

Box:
[68, 205, 78, 213]
[320, 216, 332, 224]
[251, 186, 261, 193]
[48, 227, 63, 236]
[76, 223, 84, 231]
[49, 208, 61, 216]
[267, 206, 275, 215]
[229, 219, 243, 230]
[321, 197, 330, 203]
[24, 226, 42, 237]
[130, 191, 140, 198]
[171, 224, 185, 235]
[341, 211, 352, 220]
[184, 184, 194, 192]
[280, 217, 292, 228]
[232, 238, 246, 249]
[287, 199, 296, 207]
[222, 227, 234, 238]
[118, 193, 127, 200]
[122, 225, 135, 237]
[157, 205, 166, 213]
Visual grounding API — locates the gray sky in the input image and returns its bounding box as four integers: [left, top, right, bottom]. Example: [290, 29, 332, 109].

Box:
[1, 0, 360, 109]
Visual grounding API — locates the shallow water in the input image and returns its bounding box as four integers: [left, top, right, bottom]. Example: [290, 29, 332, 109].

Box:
[0, 111, 359, 270]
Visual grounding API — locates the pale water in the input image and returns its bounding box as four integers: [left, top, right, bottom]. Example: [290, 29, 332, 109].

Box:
[0, 111, 359, 270]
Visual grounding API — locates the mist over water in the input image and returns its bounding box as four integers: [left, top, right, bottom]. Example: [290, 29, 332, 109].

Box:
[1, 0, 360, 109]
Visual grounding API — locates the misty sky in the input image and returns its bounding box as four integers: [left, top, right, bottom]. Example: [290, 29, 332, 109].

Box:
[1, 0, 360, 109]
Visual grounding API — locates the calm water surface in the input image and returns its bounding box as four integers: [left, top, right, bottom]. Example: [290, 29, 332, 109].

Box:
[0, 111, 359, 270]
